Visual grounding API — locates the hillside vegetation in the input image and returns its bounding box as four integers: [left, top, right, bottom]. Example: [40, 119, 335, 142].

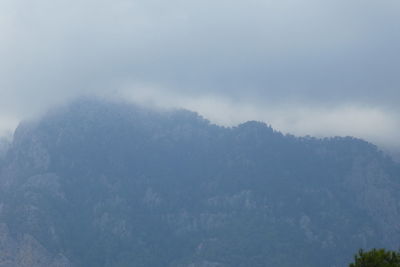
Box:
[0, 99, 399, 267]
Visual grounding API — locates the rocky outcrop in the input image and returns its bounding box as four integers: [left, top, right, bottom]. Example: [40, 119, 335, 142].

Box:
[0, 224, 71, 267]
[0, 138, 10, 160]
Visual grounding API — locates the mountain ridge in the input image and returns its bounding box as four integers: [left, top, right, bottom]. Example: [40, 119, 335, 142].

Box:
[0, 99, 399, 267]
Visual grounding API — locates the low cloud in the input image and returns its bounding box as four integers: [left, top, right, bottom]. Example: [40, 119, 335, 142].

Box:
[124, 86, 400, 152]
[0, 115, 18, 139]
[0, 0, 399, 152]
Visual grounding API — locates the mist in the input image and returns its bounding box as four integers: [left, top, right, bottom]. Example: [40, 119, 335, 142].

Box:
[1, 0, 399, 152]
[1, 2, 400, 262]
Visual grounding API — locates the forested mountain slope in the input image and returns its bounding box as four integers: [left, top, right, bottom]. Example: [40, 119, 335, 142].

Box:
[0, 99, 399, 267]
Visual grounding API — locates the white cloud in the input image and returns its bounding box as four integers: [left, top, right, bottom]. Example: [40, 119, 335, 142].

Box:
[123, 86, 400, 151]
[0, 0, 399, 152]
[0, 115, 18, 138]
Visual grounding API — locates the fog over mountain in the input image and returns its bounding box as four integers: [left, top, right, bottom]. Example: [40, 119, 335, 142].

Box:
[0, 0, 400, 154]
[1, 1, 400, 265]
[0, 99, 399, 266]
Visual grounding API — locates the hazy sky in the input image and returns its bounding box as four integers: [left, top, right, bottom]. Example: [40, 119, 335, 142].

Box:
[0, 0, 399, 150]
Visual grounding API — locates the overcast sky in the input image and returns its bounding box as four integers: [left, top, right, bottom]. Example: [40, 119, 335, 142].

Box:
[0, 0, 399, 151]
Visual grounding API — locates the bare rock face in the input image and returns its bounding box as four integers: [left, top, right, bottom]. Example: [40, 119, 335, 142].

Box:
[0, 224, 72, 267]
[0, 138, 10, 160]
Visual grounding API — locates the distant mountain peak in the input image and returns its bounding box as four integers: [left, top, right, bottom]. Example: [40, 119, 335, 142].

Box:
[0, 98, 399, 267]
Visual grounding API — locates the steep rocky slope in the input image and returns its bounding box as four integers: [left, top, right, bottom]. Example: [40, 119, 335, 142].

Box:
[0, 99, 399, 267]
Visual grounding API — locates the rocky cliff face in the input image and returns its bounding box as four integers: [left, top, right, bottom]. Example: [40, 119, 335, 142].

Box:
[0, 138, 10, 161]
[0, 223, 71, 267]
[0, 99, 399, 267]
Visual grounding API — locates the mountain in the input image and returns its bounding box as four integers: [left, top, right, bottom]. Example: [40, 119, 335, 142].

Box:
[0, 99, 399, 267]
[0, 137, 10, 160]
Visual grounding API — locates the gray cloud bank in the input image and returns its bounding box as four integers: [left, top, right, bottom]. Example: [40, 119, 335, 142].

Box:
[0, 0, 399, 151]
